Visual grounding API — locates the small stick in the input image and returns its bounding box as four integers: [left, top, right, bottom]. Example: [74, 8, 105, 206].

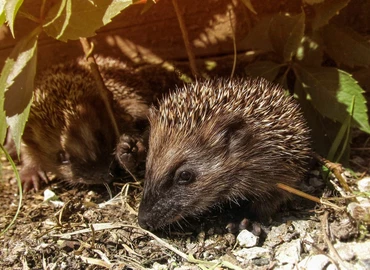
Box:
[79, 38, 120, 141]
[171, 0, 199, 77]
[276, 183, 321, 204]
[311, 152, 352, 193]
[320, 211, 349, 270]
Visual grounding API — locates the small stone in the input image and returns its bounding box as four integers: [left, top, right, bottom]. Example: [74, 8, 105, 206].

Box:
[151, 262, 167, 270]
[233, 247, 270, 261]
[334, 243, 355, 261]
[298, 254, 332, 270]
[264, 224, 288, 248]
[347, 202, 370, 223]
[237, 229, 259, 247]
[302, 234, 314, 252]
[274, 239, 301, 264]
[43, 189, 58, 201]
[357, 177, 370, 192]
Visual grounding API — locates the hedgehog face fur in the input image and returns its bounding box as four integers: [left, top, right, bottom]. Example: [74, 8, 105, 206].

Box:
[21, 57, 151, 188]
[138, 78, 311, 230]
[22, 71, 120, 185]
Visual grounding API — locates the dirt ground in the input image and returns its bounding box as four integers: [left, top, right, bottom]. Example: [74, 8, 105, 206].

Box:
[0, 130, 369, 270]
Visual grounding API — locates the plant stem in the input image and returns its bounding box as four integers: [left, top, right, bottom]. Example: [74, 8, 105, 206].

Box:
[171, 0, 199, 77]
[79, 38, 120, 141]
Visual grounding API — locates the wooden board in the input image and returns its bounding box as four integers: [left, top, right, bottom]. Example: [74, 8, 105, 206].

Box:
[0, 0, 251, 72]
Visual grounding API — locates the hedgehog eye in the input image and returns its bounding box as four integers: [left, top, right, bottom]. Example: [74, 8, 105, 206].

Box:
[175, 170, 195, 185]
[58, 150, 70, 164]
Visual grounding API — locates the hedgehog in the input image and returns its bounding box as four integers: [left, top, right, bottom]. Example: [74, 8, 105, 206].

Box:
[138, 77, 311, 230]
[20, 56, 161, 191]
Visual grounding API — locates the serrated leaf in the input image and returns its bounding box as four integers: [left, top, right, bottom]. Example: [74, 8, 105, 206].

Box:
[296, 34, 323, 67]
[269, 13, 305, 62]
[294, 65, 370, 134]
[43, 0, 132, 41]
[311, 0, 350, 30]
[0, 0, 6, 26]
[294, 79, 349, 160]
[0, 27, 39, 154]
[4, 0, 24, 37]
[322, 24, 370, 68]
[327, 96, 354, 162]
[239, 0, 257, 14]
[241, 16, 273, 52]
[245, 61, 283, 82]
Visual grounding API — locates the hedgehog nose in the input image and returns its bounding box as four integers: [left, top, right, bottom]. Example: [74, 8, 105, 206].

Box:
[138, 212, 151, 230]
[138, 202, 155, 230]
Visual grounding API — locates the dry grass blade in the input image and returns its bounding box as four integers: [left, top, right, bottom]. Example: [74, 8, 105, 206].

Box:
[79, 256, 111, 268]
[320, 211, 349, 270]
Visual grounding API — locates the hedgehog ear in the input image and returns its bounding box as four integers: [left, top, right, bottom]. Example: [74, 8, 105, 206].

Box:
[207, 115, 249, 151]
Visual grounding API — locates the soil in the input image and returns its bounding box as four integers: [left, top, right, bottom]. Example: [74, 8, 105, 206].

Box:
[1, 130, 369, 270]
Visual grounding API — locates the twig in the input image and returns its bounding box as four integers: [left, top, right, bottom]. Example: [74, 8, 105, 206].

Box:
[311, 152, 352, 193]
[228, 7, 237, 79]
[171, 0, 199, 77]
[302, 240, 342, 269]
[320, 211, 349, 270]
[79, 38, 120, 141]
[276, 183, 321, 204]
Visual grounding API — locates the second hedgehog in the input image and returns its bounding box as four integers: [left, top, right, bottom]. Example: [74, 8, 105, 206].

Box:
[20, 57, 160, 191]
[138, 77, 311, 230]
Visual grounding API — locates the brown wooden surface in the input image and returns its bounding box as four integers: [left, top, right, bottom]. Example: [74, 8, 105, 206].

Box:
[0, 0, 251, 73]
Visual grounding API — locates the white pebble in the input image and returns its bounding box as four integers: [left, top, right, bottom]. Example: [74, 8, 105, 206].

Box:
[237, 229, 259, 247]
[233, 247, 270, 261]
[298, 254, 333, 270]
[357, 177, 370, 192]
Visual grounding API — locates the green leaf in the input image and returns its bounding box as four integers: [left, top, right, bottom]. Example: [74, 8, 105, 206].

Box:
[245, 61, 283, 82]
[294, 65, 370, 134]
[4, 0, 24, 37]
[295, 34, 323, 67]
[310, 0, 350, 30]
[294, 78, 348, 160]
[43, 0, 132, 41]
[239, 0, 257, 14]
[0, 0, 6, 26]
[0, 143, 23, 236]
[327, 96, 354, 162]
[269, 13, 305, 62]
[241, 16, 273, 52]
[322, 24, 370, 68]
[0, 27, 40, 155]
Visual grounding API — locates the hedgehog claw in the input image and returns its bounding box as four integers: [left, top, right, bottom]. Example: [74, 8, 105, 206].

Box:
[20, 166, 49, 192]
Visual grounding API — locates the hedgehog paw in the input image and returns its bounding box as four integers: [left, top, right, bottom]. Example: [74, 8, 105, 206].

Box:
[20, 166, 49, 192]
[115, 135, 139, 173]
